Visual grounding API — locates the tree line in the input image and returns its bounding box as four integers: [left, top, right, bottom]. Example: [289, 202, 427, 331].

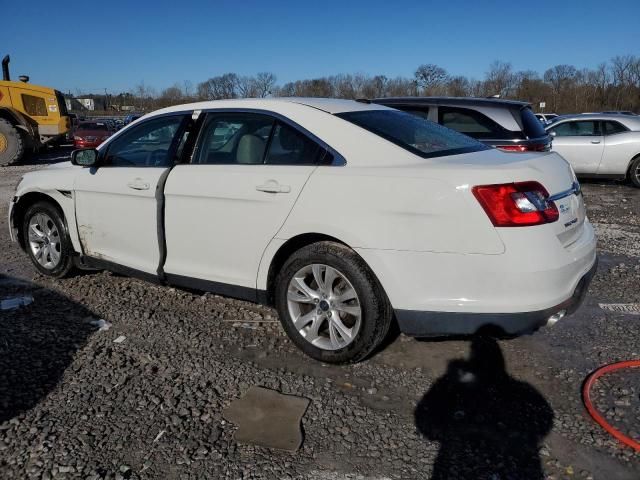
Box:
[96, 55, 640, 114]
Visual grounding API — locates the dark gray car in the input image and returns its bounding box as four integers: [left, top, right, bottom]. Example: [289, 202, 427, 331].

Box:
[372, 97, 551, 152]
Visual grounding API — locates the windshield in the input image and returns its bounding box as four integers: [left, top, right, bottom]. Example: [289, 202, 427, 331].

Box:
[336, 109, 489, 158]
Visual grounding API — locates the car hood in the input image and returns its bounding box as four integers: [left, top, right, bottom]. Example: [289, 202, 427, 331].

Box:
[45, 161, 75, 170]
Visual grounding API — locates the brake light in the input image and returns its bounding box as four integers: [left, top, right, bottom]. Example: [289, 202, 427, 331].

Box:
[472, 181, 559, 227]
[497, 144, 548, 152]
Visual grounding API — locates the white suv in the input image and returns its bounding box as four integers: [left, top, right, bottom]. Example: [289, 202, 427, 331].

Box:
[8, 98, 597, 363]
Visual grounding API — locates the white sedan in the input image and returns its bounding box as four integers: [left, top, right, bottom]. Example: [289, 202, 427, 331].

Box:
[546, 114, 640, 187]
[8, 98, 597, 363]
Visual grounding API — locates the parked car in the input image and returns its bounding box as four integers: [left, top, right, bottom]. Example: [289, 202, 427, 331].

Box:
[124, 113, 142, 125]
[535, 113, 558, 124]
[372, 96, 552, 152]
[545, 113, 640, 187]
[601, 111, 637, 116]
[73, 121, 111, 148]
[9, 98, 597, 363]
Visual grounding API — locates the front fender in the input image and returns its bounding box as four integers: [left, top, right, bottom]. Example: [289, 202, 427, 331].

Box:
[11, 164, 83, 253]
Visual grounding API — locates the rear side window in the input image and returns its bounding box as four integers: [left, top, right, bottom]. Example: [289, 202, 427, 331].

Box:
[550, 121, 599, 137]
[21, 94, 47, 116]
[337, 109, 488, 159]
[194, 113, 274, 164]
[78, 122, 109, 131]
[520, 107, 547, 139]
[265, 122, 323, 165]
[603, 121, 628, 135]
[438, 107, 506, 139]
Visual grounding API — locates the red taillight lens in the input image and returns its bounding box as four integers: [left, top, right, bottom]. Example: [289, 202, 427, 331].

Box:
[497, 144, 548, 152]
[472, 181, 559, 227]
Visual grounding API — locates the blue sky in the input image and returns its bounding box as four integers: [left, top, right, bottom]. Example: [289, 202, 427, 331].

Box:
[2, 0, 639, 94]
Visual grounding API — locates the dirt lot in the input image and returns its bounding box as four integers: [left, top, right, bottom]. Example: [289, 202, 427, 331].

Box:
[1, 150, 639, 479]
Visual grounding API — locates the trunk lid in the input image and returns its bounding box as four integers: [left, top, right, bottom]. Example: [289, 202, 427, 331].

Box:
[431, 149, 586, 247]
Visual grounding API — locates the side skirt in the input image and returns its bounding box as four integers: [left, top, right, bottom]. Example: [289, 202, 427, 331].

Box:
[80, 256, 268, 305]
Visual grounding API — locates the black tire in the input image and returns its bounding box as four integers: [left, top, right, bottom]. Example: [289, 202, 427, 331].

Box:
[274, 241, 393, 364]
[628, 156, 640, 188]
[22, 201, 75, 278]
[0, 118, 25, 166]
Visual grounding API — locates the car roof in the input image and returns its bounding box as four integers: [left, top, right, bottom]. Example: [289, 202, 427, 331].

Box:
[546, 113, 640, 130]
[372, 96, 530, 108]
[152, 97, 390, 116]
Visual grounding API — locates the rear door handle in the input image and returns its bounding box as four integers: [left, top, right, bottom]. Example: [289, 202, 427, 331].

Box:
[591, 140, 601, 144]
[127, 178, 150, 190]
[256, 180, 291, 194]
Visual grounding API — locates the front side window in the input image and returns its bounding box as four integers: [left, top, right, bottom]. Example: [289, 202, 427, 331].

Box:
[550, 121, 599, 137]
[105, 115, 186, 167]
[22, 94, 47, 116]
[602, 121, 628, 135]
[337, 109, 488, 159]
[438, 106, 507, 138]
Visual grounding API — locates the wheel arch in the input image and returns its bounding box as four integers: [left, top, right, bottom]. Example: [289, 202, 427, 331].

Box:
[12, 191, 76, 252]
[626, 152, 640, 180]
[0, 106, 38, 142]
[261, 232, 391, 308]
[262, 233, 352, 306]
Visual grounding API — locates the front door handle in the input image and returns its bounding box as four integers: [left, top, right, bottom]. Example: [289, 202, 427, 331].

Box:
[127, 178, 150, 190]
[256, 180, 291, 194]
[591, 140, 601, 144]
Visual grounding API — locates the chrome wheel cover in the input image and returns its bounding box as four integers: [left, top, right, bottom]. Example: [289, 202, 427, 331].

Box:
[28, 213, 61, 270]
[287, 264, 362, 351]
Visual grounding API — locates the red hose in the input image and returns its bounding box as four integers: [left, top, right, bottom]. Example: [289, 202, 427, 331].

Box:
[582, 360, 640, 452]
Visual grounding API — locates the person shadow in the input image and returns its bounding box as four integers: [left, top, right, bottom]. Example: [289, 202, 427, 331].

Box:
[0, 274, 96, 423]
[415, 336, 553, 480]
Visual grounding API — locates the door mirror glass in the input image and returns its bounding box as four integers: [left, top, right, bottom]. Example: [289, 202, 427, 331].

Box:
[71, 148, 98, 167]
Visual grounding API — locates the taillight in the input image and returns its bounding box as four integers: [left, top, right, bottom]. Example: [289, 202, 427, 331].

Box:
[472, 181, 559, 227]
[74, 136, 83, 141]
[497, 144, 548, 152]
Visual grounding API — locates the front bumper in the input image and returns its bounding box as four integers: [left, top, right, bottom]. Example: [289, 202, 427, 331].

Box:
[395, 257, 598, 337]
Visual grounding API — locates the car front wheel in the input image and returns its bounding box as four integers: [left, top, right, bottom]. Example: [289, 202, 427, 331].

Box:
[22, 201, 74, 278]
[275, 241, 393, 364]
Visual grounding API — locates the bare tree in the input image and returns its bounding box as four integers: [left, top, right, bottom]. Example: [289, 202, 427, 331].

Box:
[254, 72, 277, 97]
[484, 61, 514, 97]
[414, 64, 448, 95]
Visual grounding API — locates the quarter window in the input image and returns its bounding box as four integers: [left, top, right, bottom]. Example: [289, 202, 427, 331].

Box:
[22, 94, 47, 116]
[602, 121, 628, 135]
[105, 115, 186, 167]
[400, 107, 430, 121]
[550, 121, 599, 137]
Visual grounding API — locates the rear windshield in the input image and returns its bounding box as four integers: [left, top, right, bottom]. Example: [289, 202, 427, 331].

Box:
[78, 122, 108, 131]
[336, 110, 489, 158]
[520, 107, 547, 139]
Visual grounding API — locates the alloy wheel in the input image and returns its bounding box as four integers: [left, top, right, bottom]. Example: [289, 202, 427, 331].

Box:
[28, 213, 61, 269]
[287, 264, 362, 351]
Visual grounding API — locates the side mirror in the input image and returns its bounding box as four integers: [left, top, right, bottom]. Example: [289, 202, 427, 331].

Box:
[71, 149, 99, 167]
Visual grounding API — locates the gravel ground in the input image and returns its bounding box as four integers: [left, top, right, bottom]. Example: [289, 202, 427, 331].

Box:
[1, 152, 639, 479]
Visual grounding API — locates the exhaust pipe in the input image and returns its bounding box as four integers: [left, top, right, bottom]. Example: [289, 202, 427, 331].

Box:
[2, 55, 9, 81]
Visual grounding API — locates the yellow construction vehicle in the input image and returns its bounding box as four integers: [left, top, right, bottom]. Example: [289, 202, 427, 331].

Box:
[0, 55, 71, 165]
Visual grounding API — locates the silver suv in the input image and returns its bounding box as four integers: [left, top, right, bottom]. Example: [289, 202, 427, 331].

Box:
[373, 97, 551, 152]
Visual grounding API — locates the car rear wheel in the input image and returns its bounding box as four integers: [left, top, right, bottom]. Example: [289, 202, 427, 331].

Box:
[629, 156, 640, 188]
[22, 202, 74, 278]
[275, 241, 393, 364]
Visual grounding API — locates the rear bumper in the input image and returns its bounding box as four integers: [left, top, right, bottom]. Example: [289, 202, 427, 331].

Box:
[395, 256, 597, 337]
